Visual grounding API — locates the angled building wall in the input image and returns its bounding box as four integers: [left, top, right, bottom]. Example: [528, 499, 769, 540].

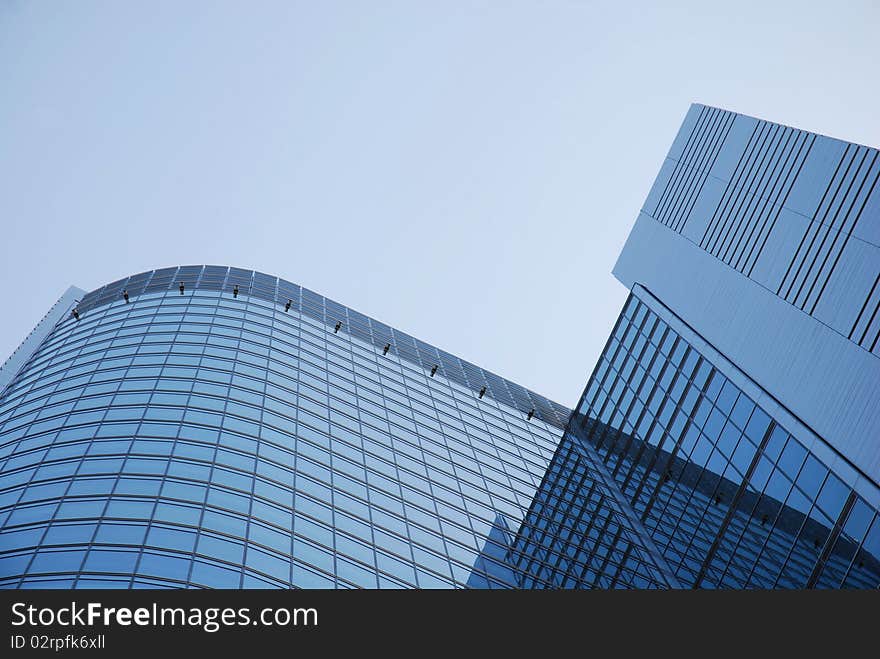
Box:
[613, 103, 880, 481]
[513, 105, 880, 589]
[513, 291, 879, 588]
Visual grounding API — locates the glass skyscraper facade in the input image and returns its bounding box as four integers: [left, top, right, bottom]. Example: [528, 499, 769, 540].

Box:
[508, 104, 880, 589]
[511, 290, 880, 589]
[0, 105, 877, 589]
[0, 267, 567, 589]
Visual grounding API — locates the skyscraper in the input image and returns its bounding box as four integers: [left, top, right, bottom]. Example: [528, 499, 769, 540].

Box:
[1, 105, 877, 590]
[0, 267, 568, 589]
[510, 104, 880, 588]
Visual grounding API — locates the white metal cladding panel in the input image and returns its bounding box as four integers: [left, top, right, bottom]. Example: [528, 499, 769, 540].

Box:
[636, 104, 880, 357]
[613, 214, 880, 485]
[812, 239, 880, 337]
[679, 175, 727, 245]
[747, 207, 811, 292]
[854, 175, 880, 246]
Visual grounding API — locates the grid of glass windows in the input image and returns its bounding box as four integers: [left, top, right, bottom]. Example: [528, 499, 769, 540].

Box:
[0, 274, 566, 589]
[513, 292, 880, 589]
[70, 266, 570, 430]
[510, 431, 671, 589]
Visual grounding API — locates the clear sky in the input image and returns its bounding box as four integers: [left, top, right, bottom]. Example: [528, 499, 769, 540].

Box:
[1, 1, 878, 407]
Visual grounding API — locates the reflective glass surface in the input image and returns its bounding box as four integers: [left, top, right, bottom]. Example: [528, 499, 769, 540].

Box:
[0, 275, 565, 589]
[511, 293, 880, 589]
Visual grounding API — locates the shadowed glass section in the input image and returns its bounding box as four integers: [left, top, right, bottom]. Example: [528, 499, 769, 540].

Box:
[465, 514, 518, 589]
[510, 430, 673, 589]
[511, 292, 880, 589]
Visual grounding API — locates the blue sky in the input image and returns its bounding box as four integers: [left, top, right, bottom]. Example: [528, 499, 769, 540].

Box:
[1, 1, 878, 407]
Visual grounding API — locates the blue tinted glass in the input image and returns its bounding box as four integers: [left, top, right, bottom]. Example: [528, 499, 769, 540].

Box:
[716, 381, 739, 415]
[778, 440, 807, 479]
[843, 500, 874, 542]
[797, 454, 826, 489]
[1, 271, 875, 592]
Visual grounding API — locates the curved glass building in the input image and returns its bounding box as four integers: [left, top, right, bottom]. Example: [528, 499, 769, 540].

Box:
[0, 266, 569, 589]
[1, 105, 878, 590]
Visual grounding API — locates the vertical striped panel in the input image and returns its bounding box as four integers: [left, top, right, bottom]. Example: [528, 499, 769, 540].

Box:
[644, 105, 880, 357]
[652, 106, 735, 234]
[849, 272, 880, 355]
[700, 124, 813, 279]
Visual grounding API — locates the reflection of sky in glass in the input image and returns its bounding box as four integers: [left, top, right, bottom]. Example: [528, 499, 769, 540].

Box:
[0, 282, 564, 588]
[513, 292, 880, 589]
